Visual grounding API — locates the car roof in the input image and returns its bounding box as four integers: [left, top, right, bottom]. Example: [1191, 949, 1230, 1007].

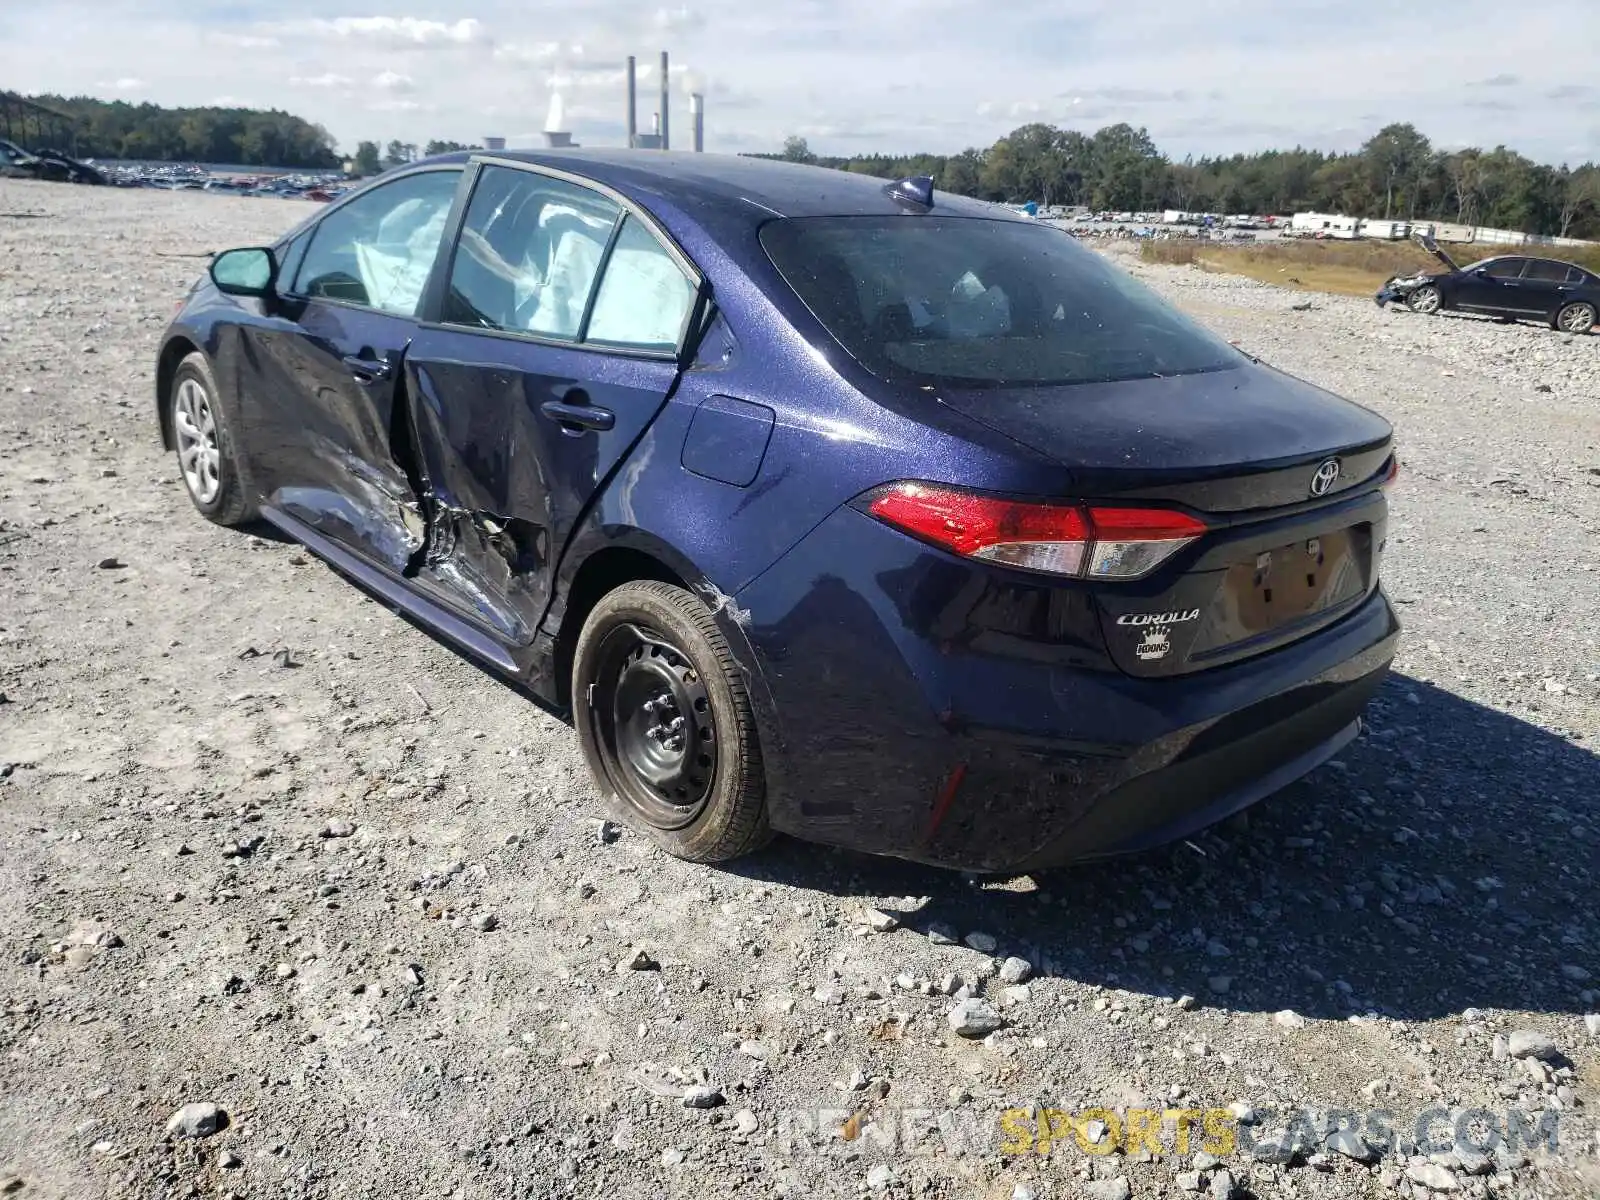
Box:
[422, 148, 1010, 221]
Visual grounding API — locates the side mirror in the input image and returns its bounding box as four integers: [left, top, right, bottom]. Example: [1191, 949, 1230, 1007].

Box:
[1472, 266, 1490, 277]
[210, 247, 277, 298]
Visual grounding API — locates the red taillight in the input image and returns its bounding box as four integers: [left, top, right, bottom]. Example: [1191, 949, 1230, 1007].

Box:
[863, 482, 1206, 580]
[1380, 455, 1400, 490]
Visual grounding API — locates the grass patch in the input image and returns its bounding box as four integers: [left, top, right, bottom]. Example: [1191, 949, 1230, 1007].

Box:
[1139, 237, 1600, 297]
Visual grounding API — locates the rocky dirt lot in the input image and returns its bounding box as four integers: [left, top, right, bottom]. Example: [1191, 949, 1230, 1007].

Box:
[1, 178, 1598, 1200]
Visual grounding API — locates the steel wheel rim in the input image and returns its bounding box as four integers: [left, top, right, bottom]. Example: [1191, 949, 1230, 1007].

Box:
[593, 623, 717, 829]
[1559, 304, 1594, 333]
[1411, 287, 1440, 314]
[173, 378, 221, 504]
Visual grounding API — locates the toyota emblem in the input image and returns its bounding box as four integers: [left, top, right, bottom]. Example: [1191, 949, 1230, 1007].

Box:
[1309, 458, 1341, 497]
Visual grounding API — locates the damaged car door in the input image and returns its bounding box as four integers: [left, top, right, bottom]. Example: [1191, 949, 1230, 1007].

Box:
[402, 162, 701, 645]
[243, 166, 463, 574]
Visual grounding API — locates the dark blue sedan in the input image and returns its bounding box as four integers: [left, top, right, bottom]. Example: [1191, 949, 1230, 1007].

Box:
[155, 151, 1399, 872]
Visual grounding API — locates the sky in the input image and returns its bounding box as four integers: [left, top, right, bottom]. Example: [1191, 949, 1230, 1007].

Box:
[1, 0, 1597, 165]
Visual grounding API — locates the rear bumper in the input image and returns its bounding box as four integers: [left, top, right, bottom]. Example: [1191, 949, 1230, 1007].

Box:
[737, 507, 1399, 873]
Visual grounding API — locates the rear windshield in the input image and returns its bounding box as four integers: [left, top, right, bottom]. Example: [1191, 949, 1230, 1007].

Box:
[761, 216, 1240, 388]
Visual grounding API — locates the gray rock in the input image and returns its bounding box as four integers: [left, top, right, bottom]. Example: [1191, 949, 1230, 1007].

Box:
[471, 912, 498, 932]
[1208, 1169, 1236, 1200]
[1326, 1128, 1377, 1163]
[739, 1040, 769, 1060]
[1585, 1014, 1600, 1037]
[1506, 1030, 1559, 1061]
[597, 820, 622, 844]
[1407, 1160, 1460, 1191]
[219, 1150, 241, 1169]
[1192, 1151, 1224, 1171]
[1491, 1033, 1509, 1061]
[732, 1109, 758, 1135]
[1273, 1008, 1307, 1030]
[1226, 1101, 1256, 1124]
[866, 1164, 893, 1191]
[963, 931, 998, 953]
[320, 819, 356, 838]
[926, 923, 958, 945]
[1176, 994, 1197, 1010]
[660, 1147, 685, 1166]
[947, 998, 1003, 1037]
[1176, 1171, 1204, 1192]
[1084, 1177, 1131, 1200]
[165, 1102, 225, 1139]
[1454, 1145, 1492, 1176]
[681, 1086, 724, 1109]
[623, 949, 660, 972]
[1012, 1186, 1036, 1200]
[998, 956, 1033, 984]
[861, 907, 899, 932]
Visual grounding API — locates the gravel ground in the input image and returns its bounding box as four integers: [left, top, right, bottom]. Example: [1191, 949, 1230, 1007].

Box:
[1, 179, 1598, 1200]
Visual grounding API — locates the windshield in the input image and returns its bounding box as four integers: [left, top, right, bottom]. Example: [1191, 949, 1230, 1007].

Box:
[761, 216, 1241, 389]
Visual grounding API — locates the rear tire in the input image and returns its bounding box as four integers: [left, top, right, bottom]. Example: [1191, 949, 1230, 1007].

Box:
[1555, 301, 1596, 334]
[170, 351, 255, 526]
[572, 580, 771, 863]
[1406, 285, 1442, 315]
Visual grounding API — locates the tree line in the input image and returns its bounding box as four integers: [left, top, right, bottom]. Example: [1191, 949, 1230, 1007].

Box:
[772, 123, 1600, 240]
[18, 94, 339, 168]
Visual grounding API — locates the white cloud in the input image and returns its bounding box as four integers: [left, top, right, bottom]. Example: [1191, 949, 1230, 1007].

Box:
[495, 41, 562, 65]
[372, 71, 417, 93]
[653, 6, 708, 33]
[207, 32, 280, 50]
[289, 73, 355, 89]
[98, 78, 146, 91]
[269, 16, 489, 47]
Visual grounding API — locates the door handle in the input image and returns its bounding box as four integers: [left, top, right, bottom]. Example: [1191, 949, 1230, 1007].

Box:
[540, 399, 615, 432]
[342, 354, 392, 383]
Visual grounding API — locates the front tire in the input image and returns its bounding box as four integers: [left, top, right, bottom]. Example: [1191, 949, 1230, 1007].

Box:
[1406, 285, 1442, 315]
[572, 581, 771, 863]
[170, 351, 255, 526]
[1555, 301, 1596, 334]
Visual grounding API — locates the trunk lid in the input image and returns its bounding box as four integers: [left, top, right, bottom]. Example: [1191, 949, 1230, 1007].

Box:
[934, 361, 1393, 676]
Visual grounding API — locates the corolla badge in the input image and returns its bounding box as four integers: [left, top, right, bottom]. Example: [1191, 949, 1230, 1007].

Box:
[1309, 458, 1342, 497]
[1116, 609, 1200, 626]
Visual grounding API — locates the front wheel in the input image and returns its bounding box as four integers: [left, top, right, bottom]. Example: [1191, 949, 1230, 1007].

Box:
[572, 580, 771, 863]
[170, 351, 255, 525]
[1406, 285, 1442, 315]
[1555, 301, 1596, 334]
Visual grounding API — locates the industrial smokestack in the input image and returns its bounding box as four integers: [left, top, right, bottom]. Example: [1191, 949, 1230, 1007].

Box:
[626, 56, 637, 148]
[659, 51, 670, 150]
[690, 93, 704, 152]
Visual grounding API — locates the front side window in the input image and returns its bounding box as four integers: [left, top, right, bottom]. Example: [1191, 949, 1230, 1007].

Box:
[1484, 258, 1527, 280]
[761, 216, 1239, 388]
[444, 165, 621, 339]
[295, 170, 461, 316]
[586, 215, 696, 351]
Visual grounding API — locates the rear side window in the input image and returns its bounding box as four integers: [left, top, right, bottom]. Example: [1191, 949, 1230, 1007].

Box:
[1523, 260, 1571, 283]
[761, 216, 1239, 388]
[586, 215, 697, 351]
[445, 165, 621, 339]
[295, 169, 460, 316]
[1485, 259, 1527, 280]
